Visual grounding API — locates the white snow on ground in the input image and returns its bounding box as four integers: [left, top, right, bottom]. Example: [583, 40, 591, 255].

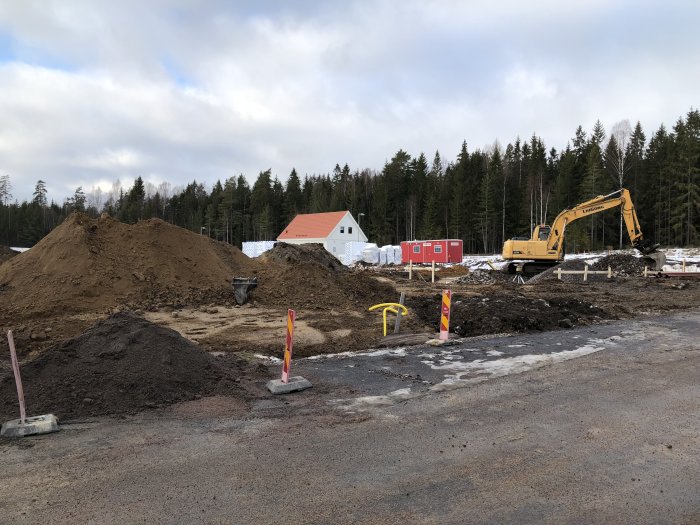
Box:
[459, 247, 700, 271]
[662, 262, 700, 272]
[428, 343, 606, 391]
[254, 354, 282, 363]
[10, 247, 30, 253]
[333, 388, 413, 410]
[304, 347, 407, 361]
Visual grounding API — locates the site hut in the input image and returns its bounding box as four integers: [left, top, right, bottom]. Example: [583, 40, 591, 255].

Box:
[277, 211, 368, 259]
[400, 239, 463, 264]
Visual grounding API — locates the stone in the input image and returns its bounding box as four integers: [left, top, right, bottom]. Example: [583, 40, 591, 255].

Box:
[266, 376, 312, 395]
[1, 414, 59, 438]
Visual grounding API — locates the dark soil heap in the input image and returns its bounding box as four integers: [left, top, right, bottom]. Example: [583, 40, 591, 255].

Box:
[0, 213, 253, 316]
[255, 242, 397, 310]
[260, 242, 345, 272]
[0, 312, 251, 421]
[453, 269, 513, 285]
[409, 293, 612, 337]
[528, 253, 647, 283]
[0, 246, 17, 265]
[591, 253, 646, 276]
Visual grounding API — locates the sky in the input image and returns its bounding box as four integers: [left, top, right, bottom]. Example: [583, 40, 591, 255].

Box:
[0, 0, 699, 203]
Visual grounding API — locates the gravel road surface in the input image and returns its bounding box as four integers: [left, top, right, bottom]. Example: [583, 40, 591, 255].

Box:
[1, 310, 698, 524]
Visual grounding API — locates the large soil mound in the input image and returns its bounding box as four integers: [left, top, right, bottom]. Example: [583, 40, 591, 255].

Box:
[0, 246, 17, 265]
[0, 312, 256, 420]
[260, 242, 345, 272]
[255, 242, 398, 310]
[0, 213, 253, 317]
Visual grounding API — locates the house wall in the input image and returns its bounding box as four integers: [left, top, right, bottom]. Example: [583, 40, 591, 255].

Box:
[324, 212, 368, 257]
[277, 212, 368, 260]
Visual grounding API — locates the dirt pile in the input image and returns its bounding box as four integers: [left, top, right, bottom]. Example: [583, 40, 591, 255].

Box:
[409, 292, 612, 337]
[591, 254, 646, 276]
[0, 213, 254, 317]
[454, 270, 498, 285]
[528, 253, 647, 283]
[0, 312, 261, 421]
[437, 265, 471, 277]
[255, 242, 397, 310]
[0, 246, 17, 264]
[261, 242, 345, 272]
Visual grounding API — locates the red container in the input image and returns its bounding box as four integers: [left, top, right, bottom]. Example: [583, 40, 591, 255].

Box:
[400, 239, 463, 264]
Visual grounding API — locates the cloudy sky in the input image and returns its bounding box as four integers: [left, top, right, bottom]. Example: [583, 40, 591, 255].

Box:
[1, 0, 698, 202]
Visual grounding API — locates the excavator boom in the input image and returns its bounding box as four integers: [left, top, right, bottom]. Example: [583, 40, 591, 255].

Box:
[502, 189, 665, 273]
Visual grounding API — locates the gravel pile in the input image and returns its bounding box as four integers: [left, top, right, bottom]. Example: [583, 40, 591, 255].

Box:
[454, 270, 497, 285]
[591, 254, 646, 276]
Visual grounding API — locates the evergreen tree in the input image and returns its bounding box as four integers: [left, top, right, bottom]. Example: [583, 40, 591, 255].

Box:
[283, 168, 303, 223]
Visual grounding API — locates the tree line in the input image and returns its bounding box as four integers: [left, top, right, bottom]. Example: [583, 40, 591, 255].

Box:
[1, 108, 698, 253]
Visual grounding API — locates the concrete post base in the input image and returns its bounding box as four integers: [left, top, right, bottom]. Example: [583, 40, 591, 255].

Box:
[1, 414, 59, 438]
[266, 376, 312, 395]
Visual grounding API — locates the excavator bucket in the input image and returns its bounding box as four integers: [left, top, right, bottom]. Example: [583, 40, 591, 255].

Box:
[231, 277, 258, 305]
[643, 252, 666, 271]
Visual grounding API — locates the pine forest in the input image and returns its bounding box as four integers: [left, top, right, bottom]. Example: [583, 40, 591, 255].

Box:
[2, 109, 699, 253]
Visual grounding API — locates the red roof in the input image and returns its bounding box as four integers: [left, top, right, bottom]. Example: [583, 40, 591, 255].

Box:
[277, 211, 348, 240]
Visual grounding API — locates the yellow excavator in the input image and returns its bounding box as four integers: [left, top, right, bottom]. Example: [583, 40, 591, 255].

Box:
[503, 188, 666, 274]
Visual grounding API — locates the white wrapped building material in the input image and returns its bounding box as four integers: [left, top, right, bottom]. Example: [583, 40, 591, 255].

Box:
[242, 241, 276, 258]
[381, 245, 395, 265]
[344, 242, 369, 266]
[394, 246, 402, 264]
[361, 243, 380, 264]
[378, 246, 389, 265]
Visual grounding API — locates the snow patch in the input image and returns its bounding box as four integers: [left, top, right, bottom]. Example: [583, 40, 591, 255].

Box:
[430, 343, 605, 391]
[335, 388, 413, 410]
[254, 354, 281, 363]
[305, 347, 407, 360]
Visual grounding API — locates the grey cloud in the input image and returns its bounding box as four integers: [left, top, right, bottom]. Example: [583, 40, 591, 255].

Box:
[0, 1, 698, 201]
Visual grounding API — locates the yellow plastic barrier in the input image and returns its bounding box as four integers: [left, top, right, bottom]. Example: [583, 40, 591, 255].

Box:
[368, 303, 409, 337]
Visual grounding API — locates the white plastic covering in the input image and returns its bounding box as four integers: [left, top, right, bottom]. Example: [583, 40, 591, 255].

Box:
[242, 241, 275, 258]
[361, 243, 380, 264]
[378, 246, 389, 265]
[343, 241, 369, 266]
[381, 245, 395, 265]
[393, 246, 402, 264]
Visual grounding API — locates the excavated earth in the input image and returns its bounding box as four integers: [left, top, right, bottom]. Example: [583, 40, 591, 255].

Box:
[0, 213, 698, 419]
[0, 246, 17, 264]
[0, 312, 267, 422]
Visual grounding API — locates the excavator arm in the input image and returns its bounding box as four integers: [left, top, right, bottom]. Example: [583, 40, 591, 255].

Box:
[546, 189, 658, 256]
[502, 187, 665, 272]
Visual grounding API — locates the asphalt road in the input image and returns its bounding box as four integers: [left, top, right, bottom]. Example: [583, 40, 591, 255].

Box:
[1, 310, 699, 524]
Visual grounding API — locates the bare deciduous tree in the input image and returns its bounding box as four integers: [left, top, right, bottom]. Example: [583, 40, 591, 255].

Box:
[607, 119, 633, 248]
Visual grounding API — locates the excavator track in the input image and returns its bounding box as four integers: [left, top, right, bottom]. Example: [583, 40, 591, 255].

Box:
[506, 261, 560, 276]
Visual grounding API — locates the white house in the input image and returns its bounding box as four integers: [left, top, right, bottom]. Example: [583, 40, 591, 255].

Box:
[277, 211, 368, 258]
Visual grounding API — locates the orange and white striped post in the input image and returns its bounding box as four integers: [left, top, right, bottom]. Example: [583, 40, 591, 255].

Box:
[439, 290, 452, 341]
[281, 309, 296, 384]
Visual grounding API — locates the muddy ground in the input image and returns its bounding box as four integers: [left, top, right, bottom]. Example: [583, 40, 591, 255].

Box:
[1, 311, 698, 523]
[0, 214, 698, 421]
